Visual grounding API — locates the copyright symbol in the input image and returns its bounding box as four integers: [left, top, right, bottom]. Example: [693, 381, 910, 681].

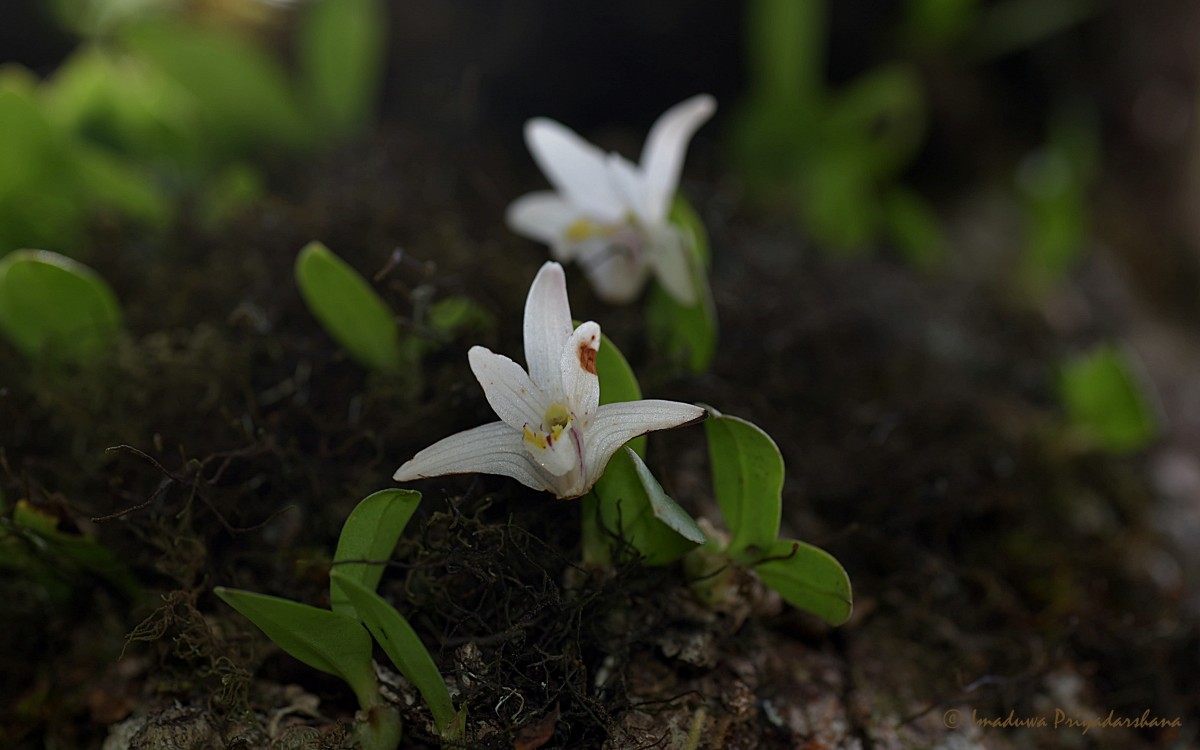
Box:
[944, 709, 960, 728]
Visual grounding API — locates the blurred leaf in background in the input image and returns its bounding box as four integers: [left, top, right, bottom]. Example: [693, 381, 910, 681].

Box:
[1059, 345, 1158, 454]
[1015, 107, 1099, 296]
[1, 0, 388, 257]
[731, 0, 935, 259]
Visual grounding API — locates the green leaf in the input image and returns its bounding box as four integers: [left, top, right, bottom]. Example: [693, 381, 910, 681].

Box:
[647, 199, 718, 372]
[295, 241, 402, 372]
[627, 447, 705, 545]
[299, 0, 386, 139]
[122, 20, 310, 157]
[331, 573, 464, 739]
[0, 249, 122, 363]
[12, 499, 140, 599]
[750, 538, 853, 626]
[214, 587, 379, 710]
[588, 448, 702, 566]
[1059, 345, 1157, 453]
[331, 489, 421, 617]
[704, 407, 783, 555]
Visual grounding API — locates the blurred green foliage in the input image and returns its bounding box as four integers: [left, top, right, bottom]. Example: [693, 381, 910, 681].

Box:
[0, 498, 139, 605]
[1, 0, 387, 256]
[1059, 345, 1157, 454]
[732, 0, 936, 259]
[1016, 109, 1099, 296]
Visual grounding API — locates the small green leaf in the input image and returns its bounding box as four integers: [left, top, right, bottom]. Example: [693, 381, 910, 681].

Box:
[1059, 345, 1157, 453]
[332, 573, 464, 739]
[647, 200, 718, 372]
[627, 447, 705, 545]
[214, 587, 378, 710]
[588, 448, 701, 566]
[704, 407, 783, 555]
[331, 489, 421, 617]
[750, 538, 853, 626]
[0, 249, 122, 363]
[295, 241, 402, 372]
[299, 0, 386, 138]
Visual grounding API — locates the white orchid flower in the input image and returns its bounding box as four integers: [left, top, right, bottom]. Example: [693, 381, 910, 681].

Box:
[393, 262, 705, 499]
[506, 94, 716, 306]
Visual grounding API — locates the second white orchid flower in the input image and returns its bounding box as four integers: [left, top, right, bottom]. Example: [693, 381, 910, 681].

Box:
[393, 262, 704, 499]
[506, 95, 716, 306]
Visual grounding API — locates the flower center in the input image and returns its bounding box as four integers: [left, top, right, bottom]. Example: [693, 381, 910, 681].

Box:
[522, 402, 572, 450]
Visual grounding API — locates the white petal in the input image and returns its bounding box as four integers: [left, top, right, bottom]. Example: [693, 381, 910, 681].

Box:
[468, 346, 548, 432]
[646, 224, 697, 305]
[525, 118, 626, 222]
[560, 321, 600, 422]
[506, 191, 577, 246]
[523, 262, 574, 392]
[525, 423, 583, 478]
[639, 94, 716, 223]
[604, 153, 650, 222]
[577, 243, 651, 304]
[392, 421, 553, 493]
[582, 400, 706, 488]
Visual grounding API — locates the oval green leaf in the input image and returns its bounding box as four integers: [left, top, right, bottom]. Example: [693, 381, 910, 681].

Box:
[330, 489, 421, 617]
[295, 241, 402, 372]
[214, 587, 378, 710]
[704, 407, 783, 555]
[752, 538, 853, 626]
[331, 573, 463, 738]
[0, 249, 122, 363]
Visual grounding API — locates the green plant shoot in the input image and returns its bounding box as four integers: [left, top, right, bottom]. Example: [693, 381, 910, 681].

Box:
[216, 488, 433, 750]
[693, 407, 853, 626]
[0, 249, 122, 364]
[295, 241, 404, 373]
[330, 489, 421, 617]
[332, 573, 466, 740]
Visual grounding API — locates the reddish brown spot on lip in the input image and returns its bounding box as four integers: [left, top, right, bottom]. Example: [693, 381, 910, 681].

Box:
[578, 342, 597, 374]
